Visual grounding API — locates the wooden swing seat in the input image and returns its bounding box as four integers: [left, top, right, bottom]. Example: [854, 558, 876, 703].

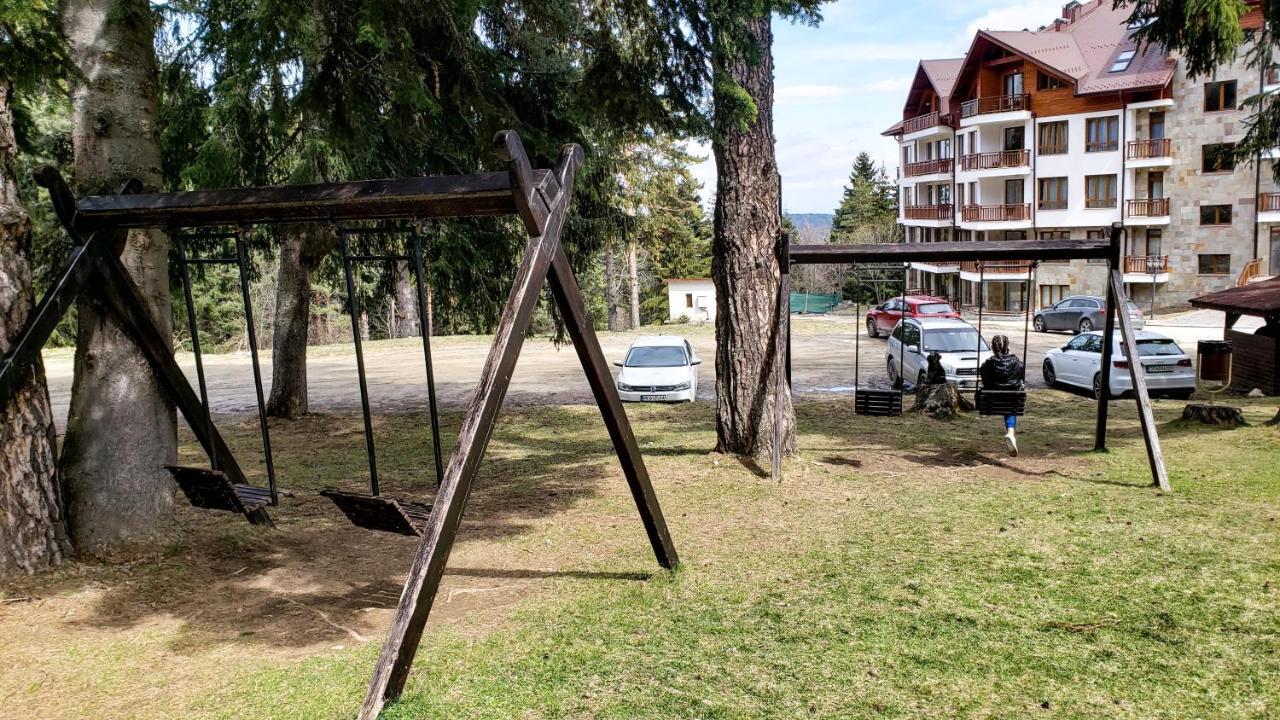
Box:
[974, 389, 1026, 417]
[854, 387, 903, 417]
[165, 465, 274, 526]
[321, 490, 433, 536]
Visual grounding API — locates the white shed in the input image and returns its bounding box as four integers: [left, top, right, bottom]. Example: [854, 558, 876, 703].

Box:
[665, 278, 716, 323]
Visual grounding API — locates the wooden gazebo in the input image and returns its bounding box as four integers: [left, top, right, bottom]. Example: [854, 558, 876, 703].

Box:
[1190, 277, 1280, 396]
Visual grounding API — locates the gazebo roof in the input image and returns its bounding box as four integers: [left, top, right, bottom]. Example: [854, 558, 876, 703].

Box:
[1189, 277, 1280, 319]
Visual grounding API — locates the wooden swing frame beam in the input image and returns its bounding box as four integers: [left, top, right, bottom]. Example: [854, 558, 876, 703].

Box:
[0, 131, 679, 719]
[773, 223, 1170, 492]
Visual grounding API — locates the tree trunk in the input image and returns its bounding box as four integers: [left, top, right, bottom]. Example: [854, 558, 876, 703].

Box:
[425, 283, 434, 337]
[711, 14, 794, 459]
[60, 0, 177, 559]
[605, 241, 620, 332]
[0, 80, 69, 577]
[391, 261, 419, 338]
[628, 236, 640, 329]
[267, 228, 314, 419]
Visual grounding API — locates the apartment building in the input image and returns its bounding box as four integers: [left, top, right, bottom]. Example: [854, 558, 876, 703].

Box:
[884, 0, 1274, 312]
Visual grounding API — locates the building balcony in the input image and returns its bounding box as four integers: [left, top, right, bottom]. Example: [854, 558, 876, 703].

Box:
[1123, 255, 1170, 284]
[959, 260, 1035, 281]
[1258, 192, 1280, 223]
[902, 112, 950, 138]
[1126, 138, 1172, 167]
[903, 204, 953, 221]
[958, 94, 1031, 125]
[960, 203, 1031, 223]
[901, 158, 953, 179]
[1125, 197, 1171, 226]
[958, 149, 1030, 176]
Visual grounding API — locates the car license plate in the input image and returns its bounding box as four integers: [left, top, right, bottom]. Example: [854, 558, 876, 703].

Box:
[641, 394, 668, 401]
[1146, 365, 1174, 373]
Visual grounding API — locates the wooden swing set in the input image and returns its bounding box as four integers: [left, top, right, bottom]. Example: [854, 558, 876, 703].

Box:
[0, 130, 1168, 718]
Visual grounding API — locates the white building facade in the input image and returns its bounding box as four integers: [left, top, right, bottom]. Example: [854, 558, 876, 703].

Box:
[665, 278, 716, 323]
[886, 0, 1274, 312]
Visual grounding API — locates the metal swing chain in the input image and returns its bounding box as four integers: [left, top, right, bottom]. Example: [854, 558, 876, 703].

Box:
[236, 225, 278, 503]
[174, 230, 217, 471]
[338, 225, 382, 497]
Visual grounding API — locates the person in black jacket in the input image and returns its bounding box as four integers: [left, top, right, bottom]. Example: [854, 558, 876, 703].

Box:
[980, 334, 1025, 456]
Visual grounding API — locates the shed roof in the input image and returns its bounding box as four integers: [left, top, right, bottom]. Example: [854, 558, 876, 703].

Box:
[1189, 277, 1280, 319]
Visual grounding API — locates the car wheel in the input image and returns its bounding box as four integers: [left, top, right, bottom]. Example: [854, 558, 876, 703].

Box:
[867, 318, 879, 338]
[1079, 317, 1094, 333]
[1042, 359, 1056, 386]
[1033, 315, 1047, 333]
[917, 370, 927, 388]
[888, 357, 901, 389]
[1092, 372, 1105, 399]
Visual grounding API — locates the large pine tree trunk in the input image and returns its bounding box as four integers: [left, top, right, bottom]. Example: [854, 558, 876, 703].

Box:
[628, 237, 640, 329]
[604, 241, 620, 331]
[60, 0, 177, 559]
[267, 224, 337, 419]
[0, 80, 69, 577]
[711, 14, 794, 458]
[391, 261, 419, 338]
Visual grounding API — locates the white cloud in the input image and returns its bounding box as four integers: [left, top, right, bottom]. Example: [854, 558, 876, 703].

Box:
[964, 0, 1065, 38]
[777, 84, 851, 102]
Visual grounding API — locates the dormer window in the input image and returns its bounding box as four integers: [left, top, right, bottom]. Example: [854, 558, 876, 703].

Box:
[1109, 50, 1136, 73]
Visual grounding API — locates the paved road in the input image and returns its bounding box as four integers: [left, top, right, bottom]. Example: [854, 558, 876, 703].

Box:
[41, 312, 1249, 430]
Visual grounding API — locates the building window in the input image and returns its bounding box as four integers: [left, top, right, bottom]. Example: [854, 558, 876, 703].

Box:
[685, 293, 694, 308]
[1202, 143, 1236, 172]
[1038, 121, 1068, 154]
[1200, 204, 1232, 225]
[1003, 231, 1027, 241]
[1109, 49, 1137, 73]
[1038, 177, 1068, 209]
[1037, 71, 1067, 90]
[1268, 63, 1280, 85]
[1198, 254, 1232, 274]
[1040, 284, 1069, 307]
[1003, 70, 1023, 96]
[1086, 229, 1109, 263]
[1086, 116, 1119, 152]
[1145, 228, 1163, 256]
[1204, 80, 1237, 111]
[1039, 230, 1070, 240]
[1085, 175, 1117, 208]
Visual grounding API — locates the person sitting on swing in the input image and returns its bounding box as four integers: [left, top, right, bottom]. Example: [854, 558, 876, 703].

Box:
[980, 334, 1025, 456]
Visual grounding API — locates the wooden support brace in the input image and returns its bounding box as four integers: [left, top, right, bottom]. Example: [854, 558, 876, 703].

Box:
[1108, 269, 1172, 492]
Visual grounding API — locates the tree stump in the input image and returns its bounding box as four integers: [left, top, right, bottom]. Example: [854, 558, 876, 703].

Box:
[910, 381, 974, 419]
[1179, 403, 1247, 428]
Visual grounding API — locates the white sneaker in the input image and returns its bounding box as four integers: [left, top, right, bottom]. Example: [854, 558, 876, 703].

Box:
[1004, 430, 1019, 457]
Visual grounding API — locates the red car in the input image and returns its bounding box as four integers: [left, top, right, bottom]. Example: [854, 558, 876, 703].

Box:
[865, 295, 960, 337]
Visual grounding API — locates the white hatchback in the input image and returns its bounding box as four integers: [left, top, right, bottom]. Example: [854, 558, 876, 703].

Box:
[614, 336, 700, 402]
[1042, 330, 1195, 399]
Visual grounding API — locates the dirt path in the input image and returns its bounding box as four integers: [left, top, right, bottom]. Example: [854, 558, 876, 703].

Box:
[40, 316, 1233, 429]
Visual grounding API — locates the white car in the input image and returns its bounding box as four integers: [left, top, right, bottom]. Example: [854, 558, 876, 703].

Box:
[885, 317, 993, 390]
[614, 336, 701, 402]
[1042, 330, 1195, 399]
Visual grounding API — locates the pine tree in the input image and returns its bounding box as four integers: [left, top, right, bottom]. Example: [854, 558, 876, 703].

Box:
[830, 152, 899, 244]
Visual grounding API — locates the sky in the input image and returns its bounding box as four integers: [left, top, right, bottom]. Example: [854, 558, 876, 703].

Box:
[688, 0, 1076, 214]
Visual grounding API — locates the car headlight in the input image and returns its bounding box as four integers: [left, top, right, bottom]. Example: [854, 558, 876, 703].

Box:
[941, 364, 955, 374]
[672, 382, 691, 391]
[618, 382, 636, 391]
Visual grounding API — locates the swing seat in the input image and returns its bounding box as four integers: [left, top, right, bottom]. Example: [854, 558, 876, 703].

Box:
[321, 490, 433, 537]
[165, 465, 275, 527]
[854, 388, 903, 417]
[975, 389, 1026, 417]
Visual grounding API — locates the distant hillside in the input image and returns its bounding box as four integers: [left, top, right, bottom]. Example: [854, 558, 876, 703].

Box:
[787, 213, 833, 242]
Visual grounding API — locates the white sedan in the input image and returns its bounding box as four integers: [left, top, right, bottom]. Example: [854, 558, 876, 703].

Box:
[614, 336, 701, 402]
[1042, 330, 1195, 399]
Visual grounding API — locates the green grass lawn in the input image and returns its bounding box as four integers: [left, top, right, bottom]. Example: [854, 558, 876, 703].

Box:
[175, 393, 1280, 720]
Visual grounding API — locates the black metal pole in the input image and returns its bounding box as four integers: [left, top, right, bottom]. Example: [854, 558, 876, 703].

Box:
[410, 230, 445, 487]
[341, 231, 381, 495]
[236, 228, 277, 503]
[176, 234, 217, 471]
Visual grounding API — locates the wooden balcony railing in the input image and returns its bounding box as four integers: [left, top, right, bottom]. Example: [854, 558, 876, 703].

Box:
[1124, 255, 1169, 274]
[959, 94, 1031, 118]
[903, 112, 945, 135]
[1126, 197, 1170, 217]
[1261, 192, 1280, 212]
[960, 149, 1030, 171]
[959, 260, 1035, 273]
[960, 203, 1031, 222]
[1127, 138, 1172, 159]
[902, 158, 953, 177]
[903, 204, 953, 220]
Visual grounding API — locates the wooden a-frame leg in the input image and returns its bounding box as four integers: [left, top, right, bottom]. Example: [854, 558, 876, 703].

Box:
[1108, 270, 1172, 492]
[357, 195, 569, 720]
[92, 253, 255, 492]
[546, 245, 679, 569]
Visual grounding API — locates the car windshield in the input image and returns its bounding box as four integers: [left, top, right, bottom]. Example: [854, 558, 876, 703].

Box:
[1133, 338, 1183, 357]
[1126, 301, 1141, 314]
[923, 328, 989, 353]
[625, 345, 687, 367]
[916, 302, 955, 315]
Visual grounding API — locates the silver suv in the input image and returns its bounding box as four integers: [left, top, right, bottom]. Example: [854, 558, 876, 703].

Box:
[885, 317, 992, 389]
[1033, 295, 1146, 334]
